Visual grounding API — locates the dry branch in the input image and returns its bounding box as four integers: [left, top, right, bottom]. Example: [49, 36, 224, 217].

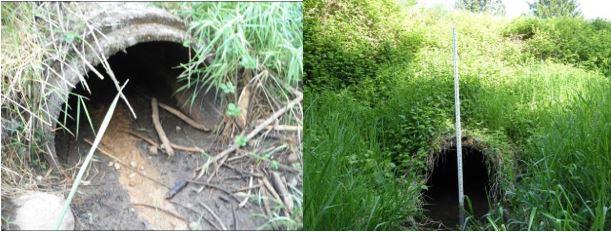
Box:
[186, 179, 241, 203]
[151, 97, 175, 156]
[271, 172, 293, 215]
[131, 203, 187, 223]
[158, 101, 210, 131]
[124, 130, 206, 154]
[199, 201, 228, 230]
[205, 91, 303, 181]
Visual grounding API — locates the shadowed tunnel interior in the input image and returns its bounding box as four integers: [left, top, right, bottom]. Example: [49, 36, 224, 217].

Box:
[55, 41, 191, 136]
[424, 145, 492, 229]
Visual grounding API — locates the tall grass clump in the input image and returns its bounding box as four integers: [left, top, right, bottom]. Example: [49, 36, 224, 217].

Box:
[304, 90, 423, 230]
[173, 2, 302, 116]
[507, 81, 611, 230]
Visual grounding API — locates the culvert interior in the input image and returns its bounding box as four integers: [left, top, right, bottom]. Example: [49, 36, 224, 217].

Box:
[424, 145, 491, 229]
[57, 41, 190, 133]
[51, 42, 264, 230]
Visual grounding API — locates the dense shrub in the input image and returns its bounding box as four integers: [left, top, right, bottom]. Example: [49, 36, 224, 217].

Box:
[304, 0, 421, 90]
[505, 17, 611, 77]
[305, 1, 611, 230]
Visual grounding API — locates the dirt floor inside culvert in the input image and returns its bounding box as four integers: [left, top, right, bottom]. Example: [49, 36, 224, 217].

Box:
[55, 88, 299, 230]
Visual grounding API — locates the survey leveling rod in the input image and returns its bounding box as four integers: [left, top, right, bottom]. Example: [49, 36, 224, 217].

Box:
[452, 26, 466, 227]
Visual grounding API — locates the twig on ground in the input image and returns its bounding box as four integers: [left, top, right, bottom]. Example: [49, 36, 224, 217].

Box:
[199, 201, 228, 230]
[169, 200, 220, 230]
[223, 163, 264, 178]
[266, 125, 301, 131]
[186, 179, 240, 202]
[206, 153, 229, 182]
[261, 175, 283, 208]
[232, 202, 237, 230]
[151, 97, 175, 156]
[233, 184, 262, 193]
[158, 101, 211, 131]
[205, 92, 303, 181]
[130, 203, 187, 223]
[258, 179, 271, 217]
[123, 130, 159, 148]
[83, 138, 170, 189]
[271, 172, 293, 215]
[239, 169, 255, 208]
[124, 129, 206, 154]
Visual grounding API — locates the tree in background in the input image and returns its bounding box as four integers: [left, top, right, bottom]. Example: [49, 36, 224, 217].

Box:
[455, 0, 506, 16]
[529, 0, 582, 18]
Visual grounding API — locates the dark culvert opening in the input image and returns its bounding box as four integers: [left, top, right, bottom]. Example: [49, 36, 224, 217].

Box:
[54, 41, 194, 160]
[424, 145, 492, 229]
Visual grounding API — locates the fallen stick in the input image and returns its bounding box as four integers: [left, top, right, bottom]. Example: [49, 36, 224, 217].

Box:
[123, 130, 158, 147]
[239, 169, 255, 208]
[83, 138, 170, 189]
[169, 200, 220, 230]
[186, 179, 240, 203]
[258, 179, 271, 217]
[206, 92, 303, 181]
[158, 101, 211, 131]
[232, 184, 262, 193]
[266, 125, 302, 131]
[130, 203, 187, 223]
[124, 130, 206, 154]
[199, 201, 228, 230]
[206, 153, 229, 182]
[271, 172, 293, 215]
[151, 97, 175, 156]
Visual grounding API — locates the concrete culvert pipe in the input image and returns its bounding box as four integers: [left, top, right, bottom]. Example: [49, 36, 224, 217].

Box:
[43, 3, 222, 172]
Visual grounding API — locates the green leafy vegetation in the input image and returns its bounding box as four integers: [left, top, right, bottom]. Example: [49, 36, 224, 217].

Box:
[304, 0, 611, 230]
[529, 0, 582, 18]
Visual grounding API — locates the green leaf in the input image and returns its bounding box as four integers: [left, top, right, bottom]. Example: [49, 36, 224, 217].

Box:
[234, 135, 248, 147]
[182, 38, 191, 48]
[240, 54, 257, 69]
[226, 103, 241, 117]
[64, 32, 78, 43]
[219, 82, 235, 94]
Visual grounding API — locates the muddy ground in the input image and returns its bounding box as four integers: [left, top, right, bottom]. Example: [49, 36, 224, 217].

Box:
[52, 88, 300, 230]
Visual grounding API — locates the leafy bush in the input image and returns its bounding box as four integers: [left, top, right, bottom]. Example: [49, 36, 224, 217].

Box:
[505, 17, 611, 77]
[304, 90, 423, 230]
[304, 0, 421, 90]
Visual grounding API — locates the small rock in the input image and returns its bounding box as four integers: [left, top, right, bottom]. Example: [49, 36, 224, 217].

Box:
[139, 166, 145, 171]
[149, 146, 158, 155]
[11, 192, 75, 230]
[130, 161, 137, 168]
[108, 161, 114, 167]
[128, 173, 136, 178]
[35, 176, 43, 182]
[176, 126, 181, 131]
[114, 163, 121, 170]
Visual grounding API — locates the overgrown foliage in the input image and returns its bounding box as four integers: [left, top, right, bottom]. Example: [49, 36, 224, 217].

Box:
[455, 0, 505, 15]
[304, 0, 421, 90]
[174, 2, 302, 103]
[505, 16, 611, 77]
[529, 0, 581, 18]
[304, 0, 611, 230]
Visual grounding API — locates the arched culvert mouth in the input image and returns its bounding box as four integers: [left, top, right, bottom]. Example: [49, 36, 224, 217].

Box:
[423, 142, 496, 229]
[54, 41, 221, 161]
